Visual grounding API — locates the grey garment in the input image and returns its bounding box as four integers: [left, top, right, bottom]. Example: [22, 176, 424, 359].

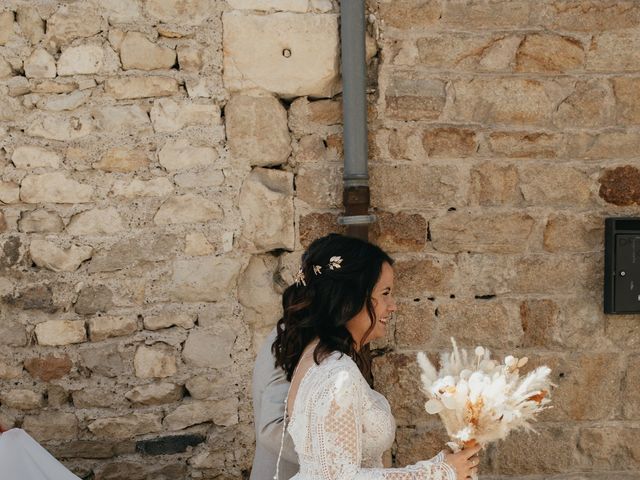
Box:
[250, 327, 299, 480]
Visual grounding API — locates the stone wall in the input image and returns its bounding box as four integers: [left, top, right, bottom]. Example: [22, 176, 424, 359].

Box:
[0, 0, 638, 479]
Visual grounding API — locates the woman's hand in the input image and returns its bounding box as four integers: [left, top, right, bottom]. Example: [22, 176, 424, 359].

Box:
[443, 443, 481, 479]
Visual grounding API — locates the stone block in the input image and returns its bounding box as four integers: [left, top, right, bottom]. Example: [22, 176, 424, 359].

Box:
[20, 173, 93, 204]
[35, 320, 86, 346]
[184, 232, 214, 256]
[18, 210, 64, 234]
[385, 71, 446, 121]
[145, 0, 214, 25]
[4, 286, 55, 315]
[163, 398, 239, 430]
[120, 32, 176, 70]
[158, 139, 218, 170]
[66, 207, 124, 235]
[92, 105, 151, 133]
[449, 78, 563, 126]
[288, 98, 342, 137]
[26, 114, 94, 141]
[111, 177, 173, 198]
[415, 33, 520, 72]
[150, 98, 220, 133]
[587, 30, 640, 71]
[0, 360, 22, 379]
[370, 164, 458, 209]
[543, 213, 603, 252]
[23, 412, 78, 442]
[57, 45, 105, 75]
[0, 181, 19, 204]
[0, 11, 15, 46]
[176, 45, 203, 72]
[105, 76, 179, 99]
[223, 12, 339, 98]
[421, 127, 477, 157]
[613, 77, 640, 124]
[93, 148, 150, 173]
[540, 0, 640, 32]
[29, 239, 93, 272]
[379, 0, 441, 29]
[96, 0, 142, 23]
[72, 387, 128, 409]
[239, 168, 294, 252]
[37, 90, 92, 112]
[295, 165, 341, 208]
[430, 212, 535, 254]
[515, 33, 584, 72]
[136, 434, 206, 455]
[182, 326, 236, 368]
[371, 352, 425, 426]
[24, 355, 72, 381]
[49, 439, 134, 459]
[370, 212, 427, 253]
[75, 285, 113, 315]
[394, 300, 436, 349]
[599, 165, 640, 206]
[143, 312, 195, 331]
[487, 131, 562, 158]
[0, 389, 43, 410]
[46, 4, 102, 46]
[79, 344, 128, 378]
[519, 299, 562, 348]
[226, 94, 291, 167]
[89, 236, 176, 273]
[578, 426, 640, 470]
[125, 382, 183, 405]
[569, 130, 640, 160]
[394, 256, 456, 299]
[519, 164, 592, 206]
[171, 256, 242, 302]
[88, 413, 163, 440]
[442, 0, 532, 29]
[437, 300, 523, 349]
[88, 316, 138, 341]
[492, 425, 578, 474]
[554, 79, 614, 128]
[185, 375, 232, 400]
[24, 48, 56, 78]
[469, 162, 520, 206]
[153, 193, 222, 225]
[228, 0, 309, 11]
[134, 344, 177, 379]
[623, 355, 640, 419]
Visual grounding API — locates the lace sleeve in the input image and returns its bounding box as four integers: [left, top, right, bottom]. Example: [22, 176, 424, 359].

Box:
[311, 366, 456, 480]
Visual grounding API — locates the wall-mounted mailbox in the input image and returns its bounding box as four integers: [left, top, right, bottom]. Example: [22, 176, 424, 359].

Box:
[604, 217, 640, 314]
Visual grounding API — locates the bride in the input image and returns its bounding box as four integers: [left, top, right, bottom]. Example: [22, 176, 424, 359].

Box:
[270, 233, 480, 480]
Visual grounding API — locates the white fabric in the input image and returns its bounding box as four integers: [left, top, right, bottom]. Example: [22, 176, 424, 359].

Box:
[287, 351, 457, 480]
[0, 428, 81, 480]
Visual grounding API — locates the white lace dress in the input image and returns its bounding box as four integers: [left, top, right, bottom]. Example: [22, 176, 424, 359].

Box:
[286, 351, 456, 480]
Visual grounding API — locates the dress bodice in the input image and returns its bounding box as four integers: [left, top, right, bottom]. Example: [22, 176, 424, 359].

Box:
[286, 351, 456, 480]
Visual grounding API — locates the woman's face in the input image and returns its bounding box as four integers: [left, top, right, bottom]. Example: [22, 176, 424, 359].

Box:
[346, 262, 397, 348]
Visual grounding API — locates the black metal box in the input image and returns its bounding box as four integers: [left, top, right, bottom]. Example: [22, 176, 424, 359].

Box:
[604, 217, 640, 314]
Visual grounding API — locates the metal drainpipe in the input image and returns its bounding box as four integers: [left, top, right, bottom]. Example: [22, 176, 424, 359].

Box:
[338, 0, 375, 241]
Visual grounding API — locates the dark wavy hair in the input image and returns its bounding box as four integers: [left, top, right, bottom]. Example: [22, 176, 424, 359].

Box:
[272, 233, 394, 381]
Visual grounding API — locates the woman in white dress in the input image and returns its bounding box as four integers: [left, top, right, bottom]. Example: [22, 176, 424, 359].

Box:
[271, 234, 481, 480]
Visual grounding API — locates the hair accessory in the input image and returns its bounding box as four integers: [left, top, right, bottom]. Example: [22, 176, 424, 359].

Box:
[294, 255, 344, 287]
[294, 267, 306, 287]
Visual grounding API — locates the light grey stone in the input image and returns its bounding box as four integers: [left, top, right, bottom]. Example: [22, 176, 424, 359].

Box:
[223, 12, 339, 98]
[158, 139, 217, 170]
[171, 257, 243, 302]
[1, 389, 43, 410]
[57, 45, 105, 75]
[120, 31, 176, 70]
[153, 193, 222, 225]
[20, 173, 94, 203]
[150, 98, 220, 133]
[88, 316, 138, 341]
[125, 382, 183, 405]
[111, 177, 173, 198]
[11, 146, 61, 168]
[35, 320, 86, 346]
[163, 398, 238, 431]
[24, 49, 56, 78]
[88, 413, 162, 439]
[134, 345, 177, 378]
[182, 326, 236, 368]
[26, 114, 93, 141]
[66, 207, 124, 235]
[18, 210, 64, 233]
[30, 238, 93, 272]
[143, 312, 195, 331]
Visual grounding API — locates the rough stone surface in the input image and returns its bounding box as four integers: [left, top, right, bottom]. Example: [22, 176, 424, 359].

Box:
[125, 383, 183, 405]
[150, 98, 219, 133]
[21, 173, 94, 204]
[1, 389, 44, 410]
[223, 12, 340, 97]
[143, 312, 195, 331]
[93, 148, 150, 172]
[30, 239, 93, 272]
[120, 31, 176, 71]
[88, 413, 162, 440]
[24, 355, 72, 381]
[134, 345, 177, 379]
[599, 165, 640, 206]
[24, 48, 56, 78]
[226, 95, 291, 166]
[35, 320, 86, 346]
[153, 194, 222, 225]
[158, 139, 218, 170]
[163, 398, 239, 430]
[239, 167, 295, 252]
[23, 412, 78, 442]
[171, 257, 243, 302]
[89, 316, 138, 341]
[66, 208, 124, 235]
[182, 326, 236, 368]
[57, 45, 105, 75]
[105, 76, 179, 99]
[18, 210, 64, 234]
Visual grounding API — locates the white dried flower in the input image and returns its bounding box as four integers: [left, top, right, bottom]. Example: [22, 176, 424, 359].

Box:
[328, 256, 343, 270]
[313, 265, 322, 275]
[294, 267, 306, 287]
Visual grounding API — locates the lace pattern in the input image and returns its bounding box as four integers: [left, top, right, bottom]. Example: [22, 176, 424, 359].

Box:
[287, 352, 457, 480]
